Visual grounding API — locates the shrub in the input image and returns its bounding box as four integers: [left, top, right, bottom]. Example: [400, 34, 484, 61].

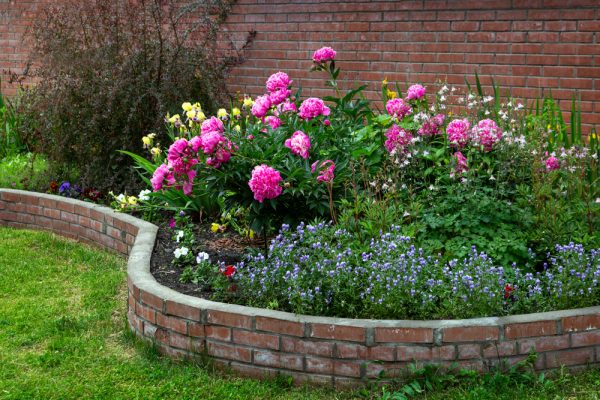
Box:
[17, 0, 245, 193]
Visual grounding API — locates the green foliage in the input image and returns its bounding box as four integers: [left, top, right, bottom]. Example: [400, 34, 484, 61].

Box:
[17, 0, 244, 193]
[0, 85, 25, 158]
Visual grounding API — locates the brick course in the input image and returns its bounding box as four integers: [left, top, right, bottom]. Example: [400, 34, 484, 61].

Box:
[1, 188, 599, 387]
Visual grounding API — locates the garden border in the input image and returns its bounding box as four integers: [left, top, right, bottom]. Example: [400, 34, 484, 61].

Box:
[1, 188, 599, 387]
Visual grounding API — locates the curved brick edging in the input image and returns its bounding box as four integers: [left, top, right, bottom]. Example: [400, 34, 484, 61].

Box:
[1, 188, 599, 387]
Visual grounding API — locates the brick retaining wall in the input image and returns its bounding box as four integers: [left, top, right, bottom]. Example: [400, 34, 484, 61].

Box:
[1, 188, 599, 387]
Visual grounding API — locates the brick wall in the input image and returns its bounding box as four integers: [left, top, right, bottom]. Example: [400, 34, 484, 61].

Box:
[2, 0, 600, 130]
[1, 188, 600, 387]
[220, 0, 600, 131]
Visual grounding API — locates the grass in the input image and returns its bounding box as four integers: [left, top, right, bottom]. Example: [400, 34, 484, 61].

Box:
[1, 226, 599, 400]
[0, 153, 48, 190]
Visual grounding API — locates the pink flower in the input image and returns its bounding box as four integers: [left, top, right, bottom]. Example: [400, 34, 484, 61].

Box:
[406, 84, 426, 100]
[324, 119, 331, 126]
[269, 89, 291, 106]
[385, 98, 412, 119]
[167, 139, 190, 163]
[167, 139, 198, 174]
[454, 151, 468, 174]
[266, 72, 292, 93]
[418, 114, 445, 136]
[248, 165, 283, 203]
[384, 125, 413, 153]
[200, 131, 226, 154]
[472, 119, 502, 151]
[201, 116, 224, 135]
[285, 131, 311, 159]
[264, 115, 282, 130]
[151, 164, 173, 191]
[207, 147, 231, 168]
[311, 160, 335, 183]
[251, 95, 272, 118]
[298, 97, 331, 120]
[312, 46, 336, 63]
[190, 136, 203, 152]
[279, 100, 298, 113]
[446, 118, 471, 147]
[545, 155, 560, 172]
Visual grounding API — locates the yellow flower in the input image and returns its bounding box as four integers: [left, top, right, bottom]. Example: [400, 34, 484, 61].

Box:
[128, 196, 138, 206]
[382, 78, 388, 86]
[168, 114, 181, 124]
[243, 97, 254, 108]
[217, 108, 228, 119]
[233, 125, 241, 132]
[232, 107, 241, 117]
[592, 133, 597, 140]
[448, 111, 453, 117]
[210, 223, 220, 233]
[547, 124, 551, 131]
[248, 229, 255, 239]
[142, 136, 152, 148]
[549, 136, 553, 143]
[182, 102, 193, 112]
[386, 90, 397, 99]
[150, 147, 161, 156]
[148, 133, 156, 139]
[196, 111, 206, 122]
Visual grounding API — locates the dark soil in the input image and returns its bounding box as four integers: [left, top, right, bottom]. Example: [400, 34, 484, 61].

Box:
[150, 222, 263, 298]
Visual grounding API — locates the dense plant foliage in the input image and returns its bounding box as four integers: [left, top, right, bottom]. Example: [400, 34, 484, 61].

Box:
[17, 0, 244, 193]
[126, 47, 599, 319]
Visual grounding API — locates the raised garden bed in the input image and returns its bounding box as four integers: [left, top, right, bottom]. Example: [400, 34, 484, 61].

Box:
[1, 189, 599, 388]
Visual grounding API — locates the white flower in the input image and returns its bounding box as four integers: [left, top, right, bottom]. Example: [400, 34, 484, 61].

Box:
[457, 97, 464, 104]
[196, 252, 210, 264]
[515, 103, 524, 110]
[382, 183, 389, 191]
[489, 175, 496, 181]
[428, 185, 435, 191]
[451, 86, 456, 92]
[468, 94, 476, 101]
[439, 95, 446, 102]
[595, 198, 600, 204]
[403, 211, 410, 217]
[174, 247, 189, 259]
[439, 104, 446, 110]
[138, 189, 151, 201]
[483, 96, 494, 103]
[175, 230, 185, 243]
[429, 105, 435, 112]
[510, 119, 516, 124]
[116, 193, 125, 203]
[422, 150, 430, 156]
[484, 110, 490, 115]
[438, 85, 449, 95]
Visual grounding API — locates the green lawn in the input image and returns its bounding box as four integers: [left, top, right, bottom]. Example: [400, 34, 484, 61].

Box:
[0, 226, 599, 400]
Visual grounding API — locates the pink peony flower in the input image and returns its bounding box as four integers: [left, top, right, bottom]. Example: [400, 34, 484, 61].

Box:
[446, 118, 471, 147]
[268, 88, 291, 106]
[277, 99, 298, 114]
[406, 84, 426, 100]
[472, 119, 502, 151]
[298, 97, 331, 120]
[151, 164, 172, 191]
[207, 147, 231, 168]
[201, 116, 224, 135]
[251, 95, 272, 118]
[266, 72, 292, 93]
[545, 155, 560, 172]
[311, 160, 335, 183]
[285, 131, 311, 159]
[454, 151, 468, 174]
[200, 130, 226, 154]
[248, 164, 283, 203]
[190, 135, 203, 152]
[418, 114, 445, 136]
[312, 46, 336, 63]
[167, 139, 190, 163]
[384, 124, 413, 153]
[264, 115, 282, 130]
[385, 98, 412, 119]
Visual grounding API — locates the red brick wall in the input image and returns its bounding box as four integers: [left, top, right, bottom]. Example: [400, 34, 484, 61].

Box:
[221, 0, 600, 131]
[2, 0, 600, 131]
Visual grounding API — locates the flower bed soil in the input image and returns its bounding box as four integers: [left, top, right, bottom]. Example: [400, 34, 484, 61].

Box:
[150, 223, 262, 298]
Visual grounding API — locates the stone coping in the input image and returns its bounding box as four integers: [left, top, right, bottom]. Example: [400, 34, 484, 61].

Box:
[1, 188, 599, 387]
